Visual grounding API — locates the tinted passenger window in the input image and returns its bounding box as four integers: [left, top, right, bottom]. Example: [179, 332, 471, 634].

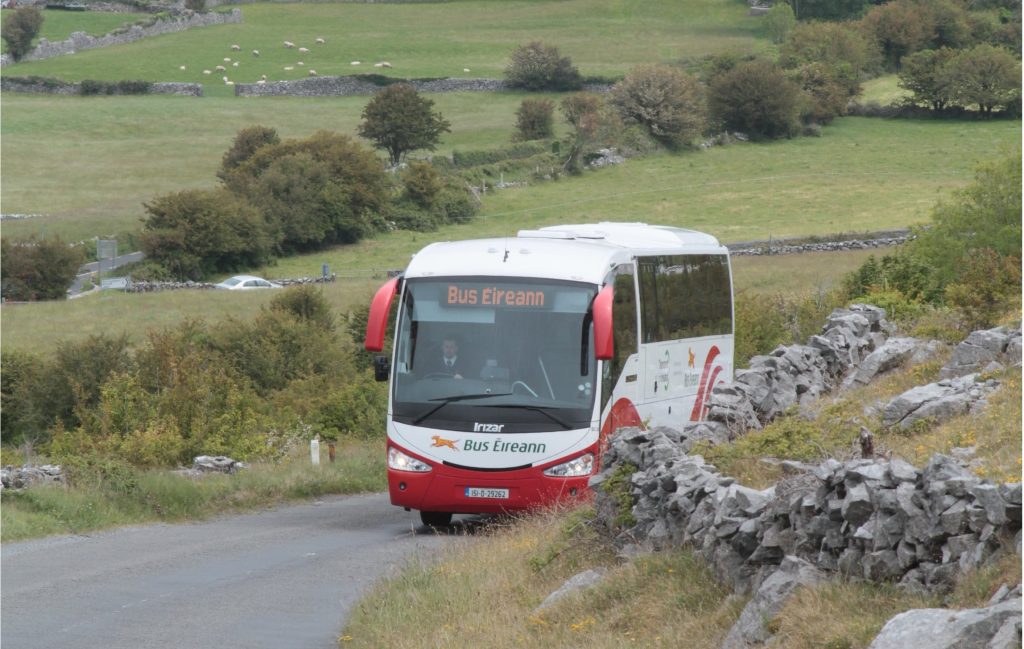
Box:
[637, 255, 732, 342]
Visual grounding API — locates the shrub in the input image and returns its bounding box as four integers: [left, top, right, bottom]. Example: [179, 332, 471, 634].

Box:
[899, 48, 958, 111]
[451, 142, 548, 168]
[609, 64, 707, 149]
[708, 59, 803, 140]
[513, 98, 556, 142]
[269, 284, 335, 331]
[858, 0, 969, 69]
[780, 21, 881, 92]
[357, 84, 451, 166]
[401, 161, 444, 210]
[1, 6, 43, 61]
[1, 235, 85, 301]
[224, 131, 391, 252]
[763, 3, 796, 43]
[218, 125, 280, 178]
[184, 0, 206, 11]
[785, 0, 870, 21]
[504, 41, 584, 91]
[944, 248, 1022, 331]
[140, 188, 273, 280]
[792, 63, 852, 124]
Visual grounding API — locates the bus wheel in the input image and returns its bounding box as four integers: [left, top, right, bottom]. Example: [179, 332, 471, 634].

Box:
[420, 511, 453, 527]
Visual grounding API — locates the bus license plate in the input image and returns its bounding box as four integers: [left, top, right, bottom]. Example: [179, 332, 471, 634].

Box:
[465, 487, 509, 499]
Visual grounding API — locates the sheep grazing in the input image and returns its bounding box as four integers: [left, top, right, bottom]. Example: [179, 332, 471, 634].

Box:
[226, 81, 235, 86]
[298, 47, 309, 53]
[260, 73, 267, 80]
[223, 57, 232, 62]
[284, 66, 294, 71]
[315, 37, 325, 44]
[283, 41, 295, 48]
[350, 61, 361, 66]
[203, 69, 212, 75]
[463, 68, 470, 72]
[374, 61, 392, 68]
[231, 44, 240, 51]
[215, 65, 226, 71]
[232, 61, 239, 67]
[256, 79, 266, 85]
[222, 76, 229, 82]
[297, 61, 304, 66]
[179, 65, 187, 71]
[308, 69, 317, 76]
[252, 49, 260, 57]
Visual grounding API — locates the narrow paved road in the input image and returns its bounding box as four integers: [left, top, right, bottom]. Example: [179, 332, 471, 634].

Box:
[2, 493, 452, 649]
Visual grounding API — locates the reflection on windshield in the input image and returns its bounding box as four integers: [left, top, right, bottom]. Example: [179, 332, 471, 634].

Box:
[392, 278, 597, 430]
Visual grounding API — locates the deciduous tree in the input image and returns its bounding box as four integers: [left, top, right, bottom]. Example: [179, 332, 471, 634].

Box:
[609, 64, 706, 149]
[357, 84, 451, 166]
[708, 59, 803, 140]
[504, 41, 584, 91]
[1, 6, 43, 61]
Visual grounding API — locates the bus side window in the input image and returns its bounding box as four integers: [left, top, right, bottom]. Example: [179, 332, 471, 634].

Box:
[602, 269, 638, 410]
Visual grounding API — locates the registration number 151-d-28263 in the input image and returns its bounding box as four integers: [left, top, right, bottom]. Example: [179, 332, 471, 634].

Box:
[464, 487, 509, 499]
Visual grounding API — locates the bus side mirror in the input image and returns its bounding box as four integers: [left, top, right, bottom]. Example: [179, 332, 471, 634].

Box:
[593, 284, 614, 361]
[365, 277, 399, 352]
[373, 355, 391, 382]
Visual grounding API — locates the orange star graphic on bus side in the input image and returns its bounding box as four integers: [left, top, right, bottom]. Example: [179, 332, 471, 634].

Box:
[431, 435, 459, 451]
[688, 348, 695, 368]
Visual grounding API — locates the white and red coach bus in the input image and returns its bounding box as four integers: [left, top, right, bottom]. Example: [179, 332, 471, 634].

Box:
[365, 222, 733, 526]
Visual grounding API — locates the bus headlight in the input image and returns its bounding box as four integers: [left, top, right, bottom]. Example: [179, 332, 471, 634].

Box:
[543, 453, 594, 478]
[388, 447, 432, 472]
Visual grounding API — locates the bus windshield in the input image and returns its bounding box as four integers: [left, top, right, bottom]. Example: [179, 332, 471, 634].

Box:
[392, 277, 598, 431]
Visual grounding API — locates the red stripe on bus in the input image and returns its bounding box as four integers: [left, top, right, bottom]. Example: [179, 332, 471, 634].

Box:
[689, 345, 721, 420]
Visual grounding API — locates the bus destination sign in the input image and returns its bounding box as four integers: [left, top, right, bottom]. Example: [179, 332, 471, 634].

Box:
[447, 285, 546, 308]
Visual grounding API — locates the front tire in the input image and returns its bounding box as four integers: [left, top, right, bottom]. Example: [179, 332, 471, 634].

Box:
[420, 511, 453, 527]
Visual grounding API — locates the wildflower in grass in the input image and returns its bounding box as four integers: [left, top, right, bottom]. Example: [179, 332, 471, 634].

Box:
[340, 635, 353, 642]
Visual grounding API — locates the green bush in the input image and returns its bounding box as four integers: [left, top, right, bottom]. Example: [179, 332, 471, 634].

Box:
[1, 235, 85, 301]
[609, 64, 707, 149]
[1, 6, 43, 61]
[944, 248, 1022, 331]
[504, 41, 584, 92]
[734, 289, 844, 367]
[401, 161, 444, 210]
[269, 284, 335, 331]
[707, 59, 803, 140]
[513, 98, 555, 142]
[218, 125, 280, 178]
[140, 188, 274, 280]
[763, 3, 796, 44]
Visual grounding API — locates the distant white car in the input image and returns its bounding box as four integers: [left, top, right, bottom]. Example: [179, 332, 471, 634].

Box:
[214, 275, 281, 290]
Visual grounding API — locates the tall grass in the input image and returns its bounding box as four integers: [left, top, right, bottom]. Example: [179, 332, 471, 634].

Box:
[0, 440, 385, 542]
[342, 505, 744, 649]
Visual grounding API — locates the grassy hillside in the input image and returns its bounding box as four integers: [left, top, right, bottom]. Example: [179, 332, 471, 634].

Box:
[0, 9, 135, 53]
[3, 0, 766, 93]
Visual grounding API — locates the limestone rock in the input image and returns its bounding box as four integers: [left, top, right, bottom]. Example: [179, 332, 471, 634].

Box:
[867, 598, 1022, 649]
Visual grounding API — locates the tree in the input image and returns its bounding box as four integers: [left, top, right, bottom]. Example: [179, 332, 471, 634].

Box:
[792, 63, 850, 124]
[859, 0, 937, 69]
[559, 92, 606, 172]
[708, 59, 803, 140]
[513, 98, 555, 141]
[609, 64, 706, 149]
[223, 131, 391, 251]
[946, 44, 1021, 115]
[898, 48, 958, 111]
[1, 235, 84, 301]
[357, 84, 451, 166]
[780, 21, 881, 92]
[1, 6, 43, 61]
[218, 125, 280, 180]
[763, 3, 797, 44]
[504, 41, 584, 91]
[140, 189, 274, 280]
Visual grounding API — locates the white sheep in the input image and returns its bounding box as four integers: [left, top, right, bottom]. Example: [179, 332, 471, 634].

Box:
[203, 69, 212, 75]
[297, 61, 304, 66]
[298, 47, 309, 53]
[226, 81, 235, 86]
[179, 65, 187, 71]
[283, 41, 295, 48]
[232, 61, 239, 67]
[350, 61, 361, 66]
[463, 68, 471, 72]
[260, 73, 268, 80]
[215, 65, 226, 72]
[252, 49, 260, 57]
[223, 57, 232, 62]
[315, 37, 325, 44]
[284, 66, 294, 71]
[374, 61, 392, 68]
[231, 44, 240, 51]
[257, 79, 266, 85]
[308, 69, 317, 76]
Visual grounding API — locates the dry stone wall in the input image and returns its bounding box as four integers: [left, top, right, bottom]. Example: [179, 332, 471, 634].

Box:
[0, 9, 241, 67]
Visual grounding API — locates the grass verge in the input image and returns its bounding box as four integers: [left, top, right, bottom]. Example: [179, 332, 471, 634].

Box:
[341, 504, 744, 649]
[0, 439, 385, 543]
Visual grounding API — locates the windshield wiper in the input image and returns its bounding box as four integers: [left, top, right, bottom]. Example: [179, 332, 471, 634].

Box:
[412, 392, 514, 426]
[488, 405, 573, 430]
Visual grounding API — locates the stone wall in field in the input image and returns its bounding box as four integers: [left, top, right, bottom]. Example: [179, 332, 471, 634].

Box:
[0, 9, 241, 67]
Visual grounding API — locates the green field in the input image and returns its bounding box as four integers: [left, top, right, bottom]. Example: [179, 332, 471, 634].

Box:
[3, 0, 767, 96]
[0, 9, 136, 53]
